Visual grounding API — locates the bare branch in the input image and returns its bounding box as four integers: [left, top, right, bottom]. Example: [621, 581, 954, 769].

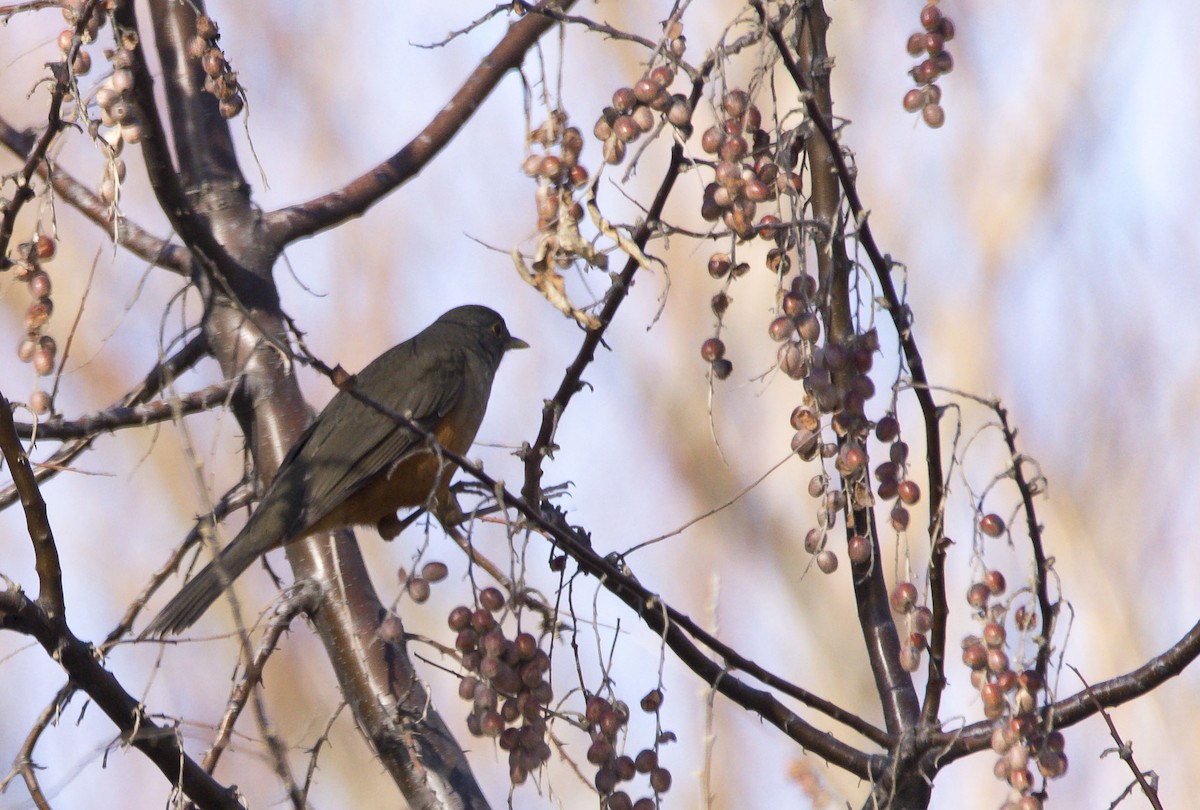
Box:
[0, 392, 65, 616]
[0, 588, 241, 809]
[264, 0, 580, 247]
[203, 582, 321, 796]
[0, 116, 190, 273]
[0, 334, 209, 511]
[13, 383, 231, 440]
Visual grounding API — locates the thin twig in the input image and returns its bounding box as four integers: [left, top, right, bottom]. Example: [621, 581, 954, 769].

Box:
[1069, 665, 1164, 810]
[203, 583, 321, 793]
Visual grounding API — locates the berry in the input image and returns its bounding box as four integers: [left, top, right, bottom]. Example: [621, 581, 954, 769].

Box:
[847, 535, 871, 564]
[33, 235, 56, 261]
[700, 338, 725, 362]
[890, 582, 919, 614]
[815, 549, 838, 573]
[768, 316, 794, 342]
[979, 513, 1005, 537]
[919, 4, 942, 31]
[611, 86, 636, 113]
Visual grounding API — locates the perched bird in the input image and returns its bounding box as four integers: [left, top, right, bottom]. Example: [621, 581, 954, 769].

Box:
[143, 305, 527, 637]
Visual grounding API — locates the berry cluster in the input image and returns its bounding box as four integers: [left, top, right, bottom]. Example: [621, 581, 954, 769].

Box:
[990, 718, 1065, 810]
[186, 15, 244, 119]
[395, 560, 448, 604]
[695, 86, 808, 384]
[592, 65, 691, 167]
[57, 0, 109, 76]
[92, 47, 139, 200]
[788, 324, 888, 575]
[788, 328, 879, 439]
[448, 588, 554, 785]
[698, 90, 787, 239]
[523, 117, 588, 243]
[888, 581, 934, 671]
[585, 692, 673, 810]
[14, 236, 60, 414]
[873, 415, 920, 532]
[961, 580, 1066, 808]
[902, 3, 956, 128]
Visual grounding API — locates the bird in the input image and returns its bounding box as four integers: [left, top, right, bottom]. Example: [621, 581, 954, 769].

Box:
[142, 304, 527, 637]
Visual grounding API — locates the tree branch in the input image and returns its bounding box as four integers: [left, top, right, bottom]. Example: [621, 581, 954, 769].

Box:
[926, 618, 1200, 766]
[0, 393, 65, 619]
[0, 588, 241, 809]
[263, 0, 578, 247]
[0, 333, 209, 511]
[0, 116, 190, 273]
[13, 383, 230, 440]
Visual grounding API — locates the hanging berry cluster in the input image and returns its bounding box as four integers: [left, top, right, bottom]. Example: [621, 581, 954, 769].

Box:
[186, 15, 244, 119]
[698, 90, 778, 238]
[585, 691, 674, 810]
[902, 2, 956, 128]
[60, 2, 145, 176]
[696, 87, 805, 383]
[786, 326, 880, 575]
[523, 116, 589, 247]
[92, 46, 139, 203]
[592, 65, 692, 167]
[57, 0, 110, 76]
[448, 588, 556, 785]
[958, 533, 1068, 809]
[14, 235, 60, 415]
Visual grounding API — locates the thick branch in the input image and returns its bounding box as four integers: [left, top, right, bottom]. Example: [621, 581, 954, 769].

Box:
[124, 1, 516, 805]
[774, 1, 920, 739]
[0, 394, 64, 617]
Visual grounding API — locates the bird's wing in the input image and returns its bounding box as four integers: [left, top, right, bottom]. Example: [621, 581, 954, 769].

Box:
[294, 336, 466, 526]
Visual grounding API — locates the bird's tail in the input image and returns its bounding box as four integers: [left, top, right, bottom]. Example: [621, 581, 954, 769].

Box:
[140, 533, 265, 639]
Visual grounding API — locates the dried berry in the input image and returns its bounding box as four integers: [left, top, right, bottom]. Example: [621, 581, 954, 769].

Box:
[890, 582, 919, 614]
[479, 586, 505, 612]
[979, 513, 1005, 537]
[700, 337, 725, 362]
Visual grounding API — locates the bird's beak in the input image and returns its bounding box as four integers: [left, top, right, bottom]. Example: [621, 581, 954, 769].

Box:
[506, 335, 530, 351]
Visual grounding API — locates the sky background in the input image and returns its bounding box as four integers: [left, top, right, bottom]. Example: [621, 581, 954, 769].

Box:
[1, 2, 1198, 808]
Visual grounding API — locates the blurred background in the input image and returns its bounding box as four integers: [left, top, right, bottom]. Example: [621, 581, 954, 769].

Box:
[1, 2, 1197, 808]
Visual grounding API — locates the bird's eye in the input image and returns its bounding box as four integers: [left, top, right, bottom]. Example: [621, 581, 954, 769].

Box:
[491, 321, 505, 338]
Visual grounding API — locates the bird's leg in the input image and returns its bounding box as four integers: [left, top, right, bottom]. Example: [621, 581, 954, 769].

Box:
[433, 487, 467, 529]
[378, 511, 420, 540]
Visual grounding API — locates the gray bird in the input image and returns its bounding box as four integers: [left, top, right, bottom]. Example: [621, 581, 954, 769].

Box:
[143, 305, 527, 637]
